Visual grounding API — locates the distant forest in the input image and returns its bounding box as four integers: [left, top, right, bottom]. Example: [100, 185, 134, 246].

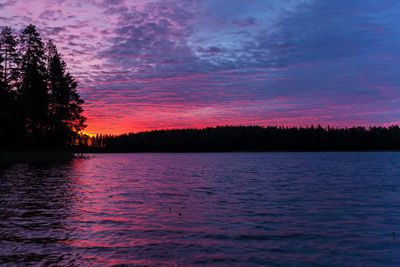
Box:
[86, 126, 400, 152]
[1, 25, 399, 153]
[0, 24, 86, 149]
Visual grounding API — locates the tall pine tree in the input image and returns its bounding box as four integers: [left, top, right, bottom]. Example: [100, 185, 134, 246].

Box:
[47, 40, 86, 147]
[0, 26, 20, 88]
[0, 26, 22, 148]
[19, 24, 49, 146]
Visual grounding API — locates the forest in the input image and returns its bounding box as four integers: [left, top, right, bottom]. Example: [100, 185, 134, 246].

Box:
[1, 25, 399, 153]
[0, 24, 86, 150]
[87, 125, 400, 152]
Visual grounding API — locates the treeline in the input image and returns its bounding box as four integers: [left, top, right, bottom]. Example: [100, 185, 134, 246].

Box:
[86, 125, 400, 152]
[0, 24, 85, 149]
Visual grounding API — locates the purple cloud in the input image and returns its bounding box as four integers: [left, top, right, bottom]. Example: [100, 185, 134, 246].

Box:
[1, 0, 400, 134]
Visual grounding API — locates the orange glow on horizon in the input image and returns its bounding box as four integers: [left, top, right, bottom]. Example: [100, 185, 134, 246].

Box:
[83, 121, 400, 136]
[79, 131, 97, 137]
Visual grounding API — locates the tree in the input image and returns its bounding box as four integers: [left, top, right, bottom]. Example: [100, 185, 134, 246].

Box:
[0, 24, 87, 150]
[0, 26, 20, 89]
[19, 24, 49, 146]
[47, 40, 86, 147]
[0, 32, 3, 88]
[0, 26, 22, 148]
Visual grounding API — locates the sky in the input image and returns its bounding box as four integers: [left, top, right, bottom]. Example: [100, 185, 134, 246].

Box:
[1, 0, 400, 134]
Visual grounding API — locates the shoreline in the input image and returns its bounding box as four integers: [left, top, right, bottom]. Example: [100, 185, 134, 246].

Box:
[0, 150, 77, 163]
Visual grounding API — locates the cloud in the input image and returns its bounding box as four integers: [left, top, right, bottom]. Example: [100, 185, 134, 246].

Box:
[1, 0, 400, 134]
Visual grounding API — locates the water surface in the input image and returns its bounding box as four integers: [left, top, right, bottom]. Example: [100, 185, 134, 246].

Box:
[0, 153, 399, 266]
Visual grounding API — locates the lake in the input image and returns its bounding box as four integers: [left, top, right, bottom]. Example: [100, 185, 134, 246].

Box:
[0, 153, 399, 266]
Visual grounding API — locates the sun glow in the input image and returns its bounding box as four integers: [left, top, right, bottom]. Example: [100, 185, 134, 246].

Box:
[79, 131, 96, 138]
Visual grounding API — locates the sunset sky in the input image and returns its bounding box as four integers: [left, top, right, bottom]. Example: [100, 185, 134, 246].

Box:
[1, 0, 400, 134]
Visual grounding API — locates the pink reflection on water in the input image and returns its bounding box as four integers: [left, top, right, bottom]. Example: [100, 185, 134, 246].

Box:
[64, 155, 215, 265]
[1, 153, 399, 265]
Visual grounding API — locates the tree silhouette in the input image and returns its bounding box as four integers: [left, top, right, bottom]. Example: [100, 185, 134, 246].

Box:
[0, 26, 22, 148]
[86, 126, 400, 152]
[0, 24, 86, 150]
[0, 24, 399, 152]
[0, 26, 20, 88]
[19, 24, 49, 145]
[47, 40, 86, 147]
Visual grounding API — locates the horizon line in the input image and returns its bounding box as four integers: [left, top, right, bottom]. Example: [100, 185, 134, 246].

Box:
[82, 124, 400, 137]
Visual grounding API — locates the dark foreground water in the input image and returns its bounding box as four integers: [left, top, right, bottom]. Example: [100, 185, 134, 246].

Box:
[0, 153, 399, 266]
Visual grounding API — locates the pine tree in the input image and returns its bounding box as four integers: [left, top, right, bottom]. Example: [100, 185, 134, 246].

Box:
[0, 26, 20, 89]
[0, 34, 3, 89]
[0, 26, 22, 148]
[19, 24, 49, 145]
[0, 30, 6, 140]
[47, 40, 86, 147]
[0, 24, 86, 150]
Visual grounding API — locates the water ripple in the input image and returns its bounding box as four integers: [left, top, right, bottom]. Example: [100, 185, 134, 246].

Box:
[0, 152, 399, 266]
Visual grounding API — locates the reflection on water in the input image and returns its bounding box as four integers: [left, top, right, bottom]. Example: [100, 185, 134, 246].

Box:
[0, 153, 399, 266]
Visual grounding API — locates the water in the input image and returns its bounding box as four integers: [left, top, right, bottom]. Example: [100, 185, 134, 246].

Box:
[0, 153, 399, 266]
